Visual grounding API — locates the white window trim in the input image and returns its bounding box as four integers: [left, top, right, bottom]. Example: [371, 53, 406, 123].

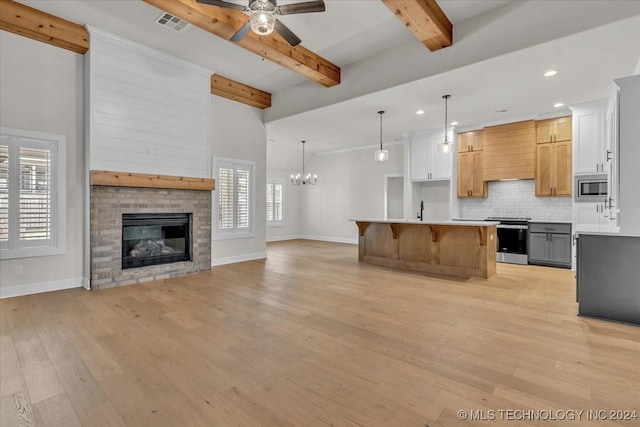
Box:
[212, 156, 255, 241]
[266, 178, 285, 228]
[0, 127, 66, 260]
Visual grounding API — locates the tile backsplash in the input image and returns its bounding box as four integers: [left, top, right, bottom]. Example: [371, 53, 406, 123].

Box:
[459, 180, 572, 221]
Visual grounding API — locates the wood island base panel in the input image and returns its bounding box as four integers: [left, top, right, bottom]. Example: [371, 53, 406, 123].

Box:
[353, 220, 497, 279]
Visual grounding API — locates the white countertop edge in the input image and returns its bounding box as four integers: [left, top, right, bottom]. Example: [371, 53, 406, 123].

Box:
[574, 224, 621, 235]
[350, 219, 499, 226]
[528, 220, 572, 224]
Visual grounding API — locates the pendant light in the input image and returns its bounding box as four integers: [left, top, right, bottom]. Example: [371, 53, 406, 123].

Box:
[291, 140, 317, 185]
[374, 110, 389, 162]
[438, 95, 451, 154]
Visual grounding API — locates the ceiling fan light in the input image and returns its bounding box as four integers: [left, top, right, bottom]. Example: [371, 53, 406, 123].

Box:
[250, 11, 275, 35]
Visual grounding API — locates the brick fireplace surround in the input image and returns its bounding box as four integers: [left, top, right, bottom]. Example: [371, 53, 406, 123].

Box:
[90, 171, 214, 289]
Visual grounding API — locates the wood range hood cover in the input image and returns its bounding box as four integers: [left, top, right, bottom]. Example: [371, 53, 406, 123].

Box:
[482, 120, 536, 181]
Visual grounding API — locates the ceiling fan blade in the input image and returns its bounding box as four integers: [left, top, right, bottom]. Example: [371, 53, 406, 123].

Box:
[274, 19, 302, 46]
[230, 21, 252, 42]
[196, 0, 248, 11]
[277, 0, 325, 15]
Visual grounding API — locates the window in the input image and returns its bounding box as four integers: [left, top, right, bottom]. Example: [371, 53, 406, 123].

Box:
[1, 127, 66, 259]
[213, 157, 254, 239]
[266, 178, 284, 226]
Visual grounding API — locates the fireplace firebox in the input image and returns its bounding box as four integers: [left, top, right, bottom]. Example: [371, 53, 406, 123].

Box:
[122, 213, 191, 269]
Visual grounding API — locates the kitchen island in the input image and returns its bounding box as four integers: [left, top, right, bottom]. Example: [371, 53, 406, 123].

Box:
[351, 219, 498, 279]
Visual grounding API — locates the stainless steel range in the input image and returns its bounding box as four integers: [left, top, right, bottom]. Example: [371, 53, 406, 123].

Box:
[486, 217, 531, 265]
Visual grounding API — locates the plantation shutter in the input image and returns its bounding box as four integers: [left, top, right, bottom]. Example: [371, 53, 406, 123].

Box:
[218, 164, 234, 229]
[0, 142, 8, 243]
[266, 183, 274, 222]
[274, 182, 283, 221]
[236, 165, 250, 229]
[19, 146, 52, 242]
[0, 136, 55, 250]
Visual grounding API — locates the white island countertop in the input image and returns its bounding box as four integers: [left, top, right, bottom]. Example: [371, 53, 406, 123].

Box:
[350, 219, 499, 227]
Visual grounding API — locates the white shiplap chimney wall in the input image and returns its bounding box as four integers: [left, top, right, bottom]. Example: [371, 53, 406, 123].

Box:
[85, 26, 212, 178]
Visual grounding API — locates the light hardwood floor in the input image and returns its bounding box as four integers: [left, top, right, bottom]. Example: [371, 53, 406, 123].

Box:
[1, 240, 639, 426]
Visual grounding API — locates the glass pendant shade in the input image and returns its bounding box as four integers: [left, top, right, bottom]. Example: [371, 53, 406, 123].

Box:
[438, 141, 450, 154]
[375, 149, 389, 162]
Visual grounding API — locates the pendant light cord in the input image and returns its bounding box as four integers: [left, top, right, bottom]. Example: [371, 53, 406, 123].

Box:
[301, 140, 305, 176]
[378, 110, 385, 150]
[442, 95, 450, 143]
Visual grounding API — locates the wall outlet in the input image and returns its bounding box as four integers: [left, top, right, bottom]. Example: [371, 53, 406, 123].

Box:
[14, 266, 23, 276]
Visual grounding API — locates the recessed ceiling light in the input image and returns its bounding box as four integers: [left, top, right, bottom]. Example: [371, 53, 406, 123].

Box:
[450, 121, 459, 126]
[416, 110, 425, 115]
[553, 103, 564, 108]
[266, 138, 275, 143]
[544, 70, 558, 77]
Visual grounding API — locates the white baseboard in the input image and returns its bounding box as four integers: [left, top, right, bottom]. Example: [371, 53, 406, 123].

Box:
[300, 235, 358, 245]
[266, 234, 302, 242]
[0, 277, 85, 299]
[212, 251, 267, 267]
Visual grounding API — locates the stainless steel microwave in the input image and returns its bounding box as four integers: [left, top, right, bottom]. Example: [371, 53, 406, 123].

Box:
[574, 174, 607, 202]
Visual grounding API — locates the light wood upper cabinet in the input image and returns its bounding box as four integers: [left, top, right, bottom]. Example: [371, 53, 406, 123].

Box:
[457, 151, 486, 198]
[483, 120, 535, 181]
[535, 140, 572, 197]
[457, 130, 483, 152]
[536, 116, 572, 143]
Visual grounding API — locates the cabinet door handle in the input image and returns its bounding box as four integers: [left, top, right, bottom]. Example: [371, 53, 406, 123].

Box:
[604, 198, 608, 209]
[607, 150, 612, 161]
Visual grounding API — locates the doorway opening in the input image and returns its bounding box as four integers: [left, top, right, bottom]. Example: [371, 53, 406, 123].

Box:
[384, 174, 404, 220]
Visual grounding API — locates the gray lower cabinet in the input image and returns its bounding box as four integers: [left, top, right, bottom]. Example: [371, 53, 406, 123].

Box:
[577, 234, 640, 325]
[528, 222, 572, 268]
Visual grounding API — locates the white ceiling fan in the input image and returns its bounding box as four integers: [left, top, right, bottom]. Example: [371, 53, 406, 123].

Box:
[196, 0, 326, 46]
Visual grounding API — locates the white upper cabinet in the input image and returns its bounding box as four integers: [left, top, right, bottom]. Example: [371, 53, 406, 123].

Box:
[571, 100, 607, 174]
[410, 131, 452, 181]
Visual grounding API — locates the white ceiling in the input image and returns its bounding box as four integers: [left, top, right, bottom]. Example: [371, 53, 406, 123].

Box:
[17, 0, 640, 171]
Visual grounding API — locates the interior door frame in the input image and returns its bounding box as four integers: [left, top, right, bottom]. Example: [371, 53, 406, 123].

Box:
[384, 173, 404, 220]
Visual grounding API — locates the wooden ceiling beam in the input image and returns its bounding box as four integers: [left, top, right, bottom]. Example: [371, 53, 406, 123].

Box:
[211, 74, 271, 109]
[142, 0, 340, 87]
[381, 0, 452, 52]
[0, 0, 89, 54]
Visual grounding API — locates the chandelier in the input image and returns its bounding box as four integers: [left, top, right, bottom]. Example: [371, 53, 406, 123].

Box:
[291, 140, 317, 185]
[374, 110, 388, 162]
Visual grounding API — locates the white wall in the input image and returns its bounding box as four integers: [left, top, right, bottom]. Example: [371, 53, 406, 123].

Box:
[266, 169, 301, 241]
[210, 96, 267, 265]
[458, 180, 572, 221]
[416, 181, 451, 221]
[300, 143, 404, 243]
[0, 33, 84, 297]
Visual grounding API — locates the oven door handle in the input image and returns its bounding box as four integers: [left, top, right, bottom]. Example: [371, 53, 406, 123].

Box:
[496, 224, 529, 230]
